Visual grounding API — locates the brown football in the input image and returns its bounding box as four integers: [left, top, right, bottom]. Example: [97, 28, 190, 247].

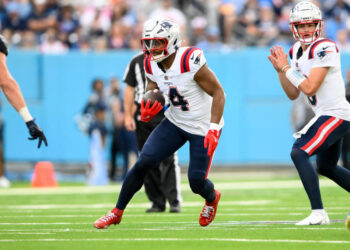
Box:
[142, 89, 165, 106]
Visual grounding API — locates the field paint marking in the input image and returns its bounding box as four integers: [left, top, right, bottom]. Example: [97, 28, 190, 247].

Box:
[0, 179, 338, 196]
[0, 238, 349, 244]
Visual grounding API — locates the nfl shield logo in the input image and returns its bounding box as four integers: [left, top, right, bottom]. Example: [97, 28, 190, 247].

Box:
[164, 76, 168, 80]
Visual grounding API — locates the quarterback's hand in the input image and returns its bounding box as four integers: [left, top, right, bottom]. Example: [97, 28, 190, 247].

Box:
[268, 45, 289, 72]
[204, 127, 221, 157]
[141, 99, 163, 122]
[26, 120, 48, 148]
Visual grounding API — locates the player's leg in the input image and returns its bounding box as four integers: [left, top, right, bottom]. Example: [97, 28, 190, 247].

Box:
[291, 116, 349, 225]
[159, 152, 182, 212]
[93, 119, 186, 229]
[316, 141, 350, 192]
[136, 119, 167, 212]
[186, 132, 221, 226]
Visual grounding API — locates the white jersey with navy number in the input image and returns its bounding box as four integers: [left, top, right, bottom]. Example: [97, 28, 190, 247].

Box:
[289, 37, 350, 121]
[144, 47, 224, 136]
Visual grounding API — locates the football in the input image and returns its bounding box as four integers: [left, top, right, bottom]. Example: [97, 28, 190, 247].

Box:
[142, 89, 165, 106]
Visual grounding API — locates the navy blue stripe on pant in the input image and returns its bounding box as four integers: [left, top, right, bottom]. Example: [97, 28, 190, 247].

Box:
[116, 118, 215, 210]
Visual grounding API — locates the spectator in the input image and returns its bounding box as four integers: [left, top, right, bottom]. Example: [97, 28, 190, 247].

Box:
[39, 28, 68, 54]
[149, 0, 187, 32]
[27, 0, 57, 36]
[336, 29, 350, 52]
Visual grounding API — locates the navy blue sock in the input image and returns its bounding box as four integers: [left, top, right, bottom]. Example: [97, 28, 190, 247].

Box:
[291, 148, 323, 209]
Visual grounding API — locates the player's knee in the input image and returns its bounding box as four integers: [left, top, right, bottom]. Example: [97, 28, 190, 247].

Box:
[290, 148, 308, 163]
[188, 178, 205, 194]
[134, 154, 160, 173]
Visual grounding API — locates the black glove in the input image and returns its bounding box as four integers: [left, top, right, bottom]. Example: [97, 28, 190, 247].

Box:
[26, 120, 48, 148]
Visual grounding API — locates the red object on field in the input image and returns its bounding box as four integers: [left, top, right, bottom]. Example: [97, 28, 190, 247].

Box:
[31, 161, 58, 187]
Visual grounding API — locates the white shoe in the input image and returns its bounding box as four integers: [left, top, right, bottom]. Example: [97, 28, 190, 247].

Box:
[345, 213, 350, 231]
[296, 210, 330, 226]
[0, 176, 10, 188]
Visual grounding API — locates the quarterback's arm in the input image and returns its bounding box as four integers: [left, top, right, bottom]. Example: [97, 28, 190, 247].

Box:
[194, 64, 225, 124]
[295, 67, 328, 97]
[124, 85, 136, 131]
[276, 71, 300, 100]
[145, 77, 159, 91]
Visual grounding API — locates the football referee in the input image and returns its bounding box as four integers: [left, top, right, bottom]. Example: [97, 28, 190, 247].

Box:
[123, 52, 181, 212]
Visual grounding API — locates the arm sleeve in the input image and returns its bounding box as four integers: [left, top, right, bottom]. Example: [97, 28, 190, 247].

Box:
[0, 35, 8, 56]
[312, 42, 339, 68]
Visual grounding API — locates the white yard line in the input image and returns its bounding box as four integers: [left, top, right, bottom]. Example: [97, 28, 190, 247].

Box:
[0, 238, 349, 244]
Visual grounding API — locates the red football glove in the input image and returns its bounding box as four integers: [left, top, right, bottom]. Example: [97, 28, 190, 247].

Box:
[141, 99, 163, 122]
[204, 125, 221, 157]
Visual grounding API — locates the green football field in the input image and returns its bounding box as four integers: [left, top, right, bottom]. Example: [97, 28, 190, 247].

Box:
[0, 171, 349, 250]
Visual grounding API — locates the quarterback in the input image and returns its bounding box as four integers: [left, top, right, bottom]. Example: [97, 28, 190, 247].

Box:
[268, 1, 350, 225]
[94, 19, 225, 229]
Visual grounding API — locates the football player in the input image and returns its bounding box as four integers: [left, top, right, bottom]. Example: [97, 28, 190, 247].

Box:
[94, 19, 225, 229]
[268, 1, 350, 225]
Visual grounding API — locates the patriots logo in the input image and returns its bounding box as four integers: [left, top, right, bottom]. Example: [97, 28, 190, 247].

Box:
[317, 46, 332, 59]
[160, 21, 172, 30]
[194, 53, 202, 65]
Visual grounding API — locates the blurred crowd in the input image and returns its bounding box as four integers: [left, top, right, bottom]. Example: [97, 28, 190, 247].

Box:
[0, 0, 350, 53]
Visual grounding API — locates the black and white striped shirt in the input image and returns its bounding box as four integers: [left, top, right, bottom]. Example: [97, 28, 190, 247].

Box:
[123, 52, 146, 105]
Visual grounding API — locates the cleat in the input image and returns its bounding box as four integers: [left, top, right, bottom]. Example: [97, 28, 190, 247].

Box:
[345, 213, 350, 231]
[296, 210, 330, 226]
[199, 189, 221, 227]
[94, 208, 123, 229]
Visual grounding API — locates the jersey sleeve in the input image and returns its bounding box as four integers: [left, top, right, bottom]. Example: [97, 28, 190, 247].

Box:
[311, 41, 339, 68]
[0, 35, 8, 56]
[189, 48, 206, 75]
[123, 58, 137, 87]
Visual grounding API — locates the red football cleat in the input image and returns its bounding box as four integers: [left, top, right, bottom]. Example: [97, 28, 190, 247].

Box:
[94, 207, 123, 229]
[199, 190, 221, 227]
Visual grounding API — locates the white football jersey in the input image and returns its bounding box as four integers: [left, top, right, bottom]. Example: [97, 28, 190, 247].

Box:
[289, 37, 350, 121]
[144, 47, 224, 136]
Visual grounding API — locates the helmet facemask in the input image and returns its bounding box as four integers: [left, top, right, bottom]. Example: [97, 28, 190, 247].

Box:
[141, 37, 169, 62]
[141, 19, 181, 62]
[290, 19, 323, 44]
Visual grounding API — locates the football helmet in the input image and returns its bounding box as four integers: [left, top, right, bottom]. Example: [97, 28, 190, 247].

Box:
[289, 1, 323, 44]
[141, 19, 181, 62]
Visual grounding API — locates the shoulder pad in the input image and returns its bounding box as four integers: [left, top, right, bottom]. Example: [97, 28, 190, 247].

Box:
[0, 35, 8, 56]
[308, 39, 338, 59]
[180, 47, 203, 73]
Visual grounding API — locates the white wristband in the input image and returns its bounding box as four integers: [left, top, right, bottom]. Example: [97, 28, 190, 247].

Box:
[209, 123, 221, 131]
[285, 68, 306, 88]
[19, 107, 33, 122]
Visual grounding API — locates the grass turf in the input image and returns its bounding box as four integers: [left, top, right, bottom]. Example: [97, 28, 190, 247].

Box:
[0, 172, 349, 250]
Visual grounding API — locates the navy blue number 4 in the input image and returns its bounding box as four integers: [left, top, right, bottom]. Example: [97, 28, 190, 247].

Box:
[169, 87, 189, 111]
